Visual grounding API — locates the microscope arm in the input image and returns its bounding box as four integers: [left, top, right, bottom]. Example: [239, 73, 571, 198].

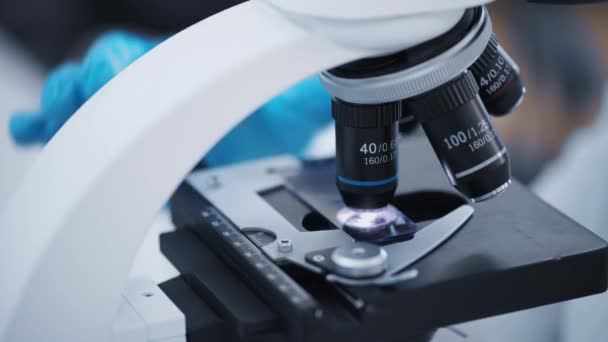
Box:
[0, 1, 475, 341]
[0, 3, 362, 340]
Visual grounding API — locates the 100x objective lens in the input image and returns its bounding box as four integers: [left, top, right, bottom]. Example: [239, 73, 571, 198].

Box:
[333, 99, 401, 209]
[406, 71, 511, 202]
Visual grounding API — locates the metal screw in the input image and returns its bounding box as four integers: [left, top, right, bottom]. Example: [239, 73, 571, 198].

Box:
[277, 239, 293, 253]
[312, 254, 325, 263]
[206, 175, 221, 189]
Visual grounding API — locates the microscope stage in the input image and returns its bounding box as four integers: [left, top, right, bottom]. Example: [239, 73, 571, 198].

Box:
[162, 136, 608, 342]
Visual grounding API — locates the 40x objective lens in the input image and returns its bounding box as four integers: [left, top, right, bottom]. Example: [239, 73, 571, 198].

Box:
[333, 99, 401, 209]
[406, 71, 511, 202]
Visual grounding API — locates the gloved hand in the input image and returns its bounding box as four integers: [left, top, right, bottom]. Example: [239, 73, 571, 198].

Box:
[9, 31, 333, 166]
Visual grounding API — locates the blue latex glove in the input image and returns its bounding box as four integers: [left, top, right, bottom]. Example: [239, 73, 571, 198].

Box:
[9, 31, 333, 166]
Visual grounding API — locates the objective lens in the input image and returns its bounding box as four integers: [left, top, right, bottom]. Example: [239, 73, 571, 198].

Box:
[470, 33, 525, 116]
[333, 99, 401, 209]
[406, 71, 511, 202]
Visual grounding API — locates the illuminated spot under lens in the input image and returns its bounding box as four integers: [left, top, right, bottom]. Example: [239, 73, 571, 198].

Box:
[337, 205, 413, 233]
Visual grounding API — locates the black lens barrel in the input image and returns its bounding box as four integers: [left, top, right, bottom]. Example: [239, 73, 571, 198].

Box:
[333, 99, 401, 209]
[470, 33, 525, 116]
[406, 71, 511, 201]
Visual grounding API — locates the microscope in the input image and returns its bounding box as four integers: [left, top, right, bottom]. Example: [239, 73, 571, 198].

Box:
[0, 1, 607, 342]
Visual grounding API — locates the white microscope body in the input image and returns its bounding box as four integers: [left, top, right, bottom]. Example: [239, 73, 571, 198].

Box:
[0, 1, 491, 341]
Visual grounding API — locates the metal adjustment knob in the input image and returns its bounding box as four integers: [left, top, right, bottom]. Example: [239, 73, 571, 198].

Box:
[330, 242, 388, 279]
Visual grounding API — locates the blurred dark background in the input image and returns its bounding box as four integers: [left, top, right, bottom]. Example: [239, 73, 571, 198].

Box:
[488, 1, 607, 184]
[0, 0, 243, 66]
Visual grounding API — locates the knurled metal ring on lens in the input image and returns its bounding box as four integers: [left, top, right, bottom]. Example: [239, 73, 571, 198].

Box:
[320, 7, 493, 104]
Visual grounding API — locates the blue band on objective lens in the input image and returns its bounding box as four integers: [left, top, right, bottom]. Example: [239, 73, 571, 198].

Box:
[338, 175, 398, 187]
